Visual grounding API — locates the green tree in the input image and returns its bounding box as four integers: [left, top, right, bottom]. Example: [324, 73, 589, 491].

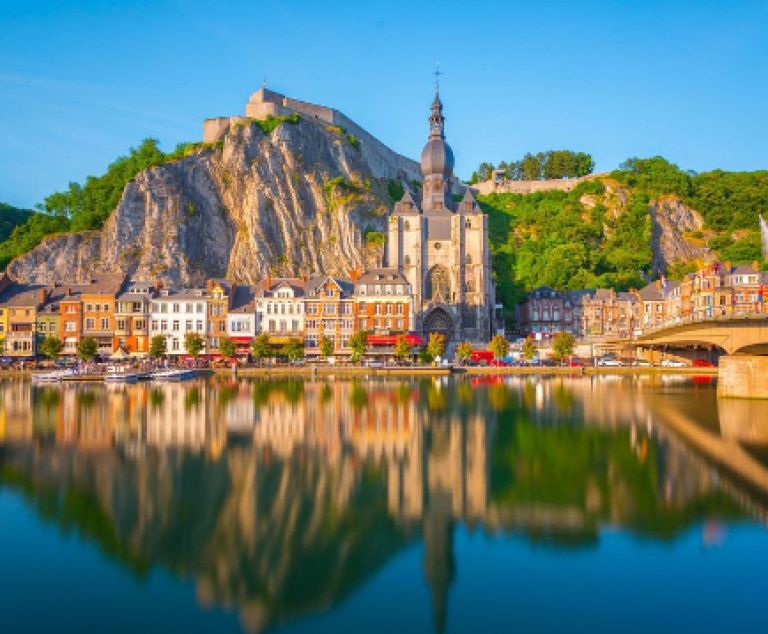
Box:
[456, 341, 474, 365]
[418, 348, 433, 365]
[552, 331, 576, 363]
[184, 332, 205, 358]
[348, 331, 367, 364]
[394, 335, 413, 363]
[426, 332, 446, 360]
[319, 336, 334, 358]
[522, 335, 536, 361]
[77, 336, 99, 362]
[39, 336, 63, 360]
[251, 333, 272, 364]
[283, 337, 305, 362]
[488, 334, 510, 360]
[219, 336, 237, 360]
[149, 334, 167, 360]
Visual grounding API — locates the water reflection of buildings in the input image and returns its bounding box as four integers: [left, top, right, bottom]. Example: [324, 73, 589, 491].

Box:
[2, 377, 768, 632]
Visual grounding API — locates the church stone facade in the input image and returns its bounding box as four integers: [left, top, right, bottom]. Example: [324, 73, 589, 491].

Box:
[387, 92, 496, 344]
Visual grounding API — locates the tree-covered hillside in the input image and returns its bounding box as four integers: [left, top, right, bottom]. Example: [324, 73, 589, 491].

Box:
[0, 138, 216, 269]
[483, 157, 768, 321]
[0, 202, 34, 244]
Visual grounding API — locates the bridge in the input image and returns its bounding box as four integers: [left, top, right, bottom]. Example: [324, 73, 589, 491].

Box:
[634, 316, 768, 356]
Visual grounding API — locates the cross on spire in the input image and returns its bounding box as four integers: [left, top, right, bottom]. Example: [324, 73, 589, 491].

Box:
[433, 63, 443, 92]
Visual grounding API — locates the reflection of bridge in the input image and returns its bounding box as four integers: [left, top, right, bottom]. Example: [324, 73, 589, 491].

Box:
[635, 318, 768, 355]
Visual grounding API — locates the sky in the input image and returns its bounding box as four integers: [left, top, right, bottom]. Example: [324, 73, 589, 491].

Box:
[1, 0, 767, 209]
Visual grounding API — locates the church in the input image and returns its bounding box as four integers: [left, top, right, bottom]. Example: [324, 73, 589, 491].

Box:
[387, 91, 497, 345]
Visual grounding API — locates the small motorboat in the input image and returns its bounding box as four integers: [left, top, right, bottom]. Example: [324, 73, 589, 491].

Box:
[150, 368, 197, 382]
[105, 365, 139, 383]
[31, 369, 76, 383]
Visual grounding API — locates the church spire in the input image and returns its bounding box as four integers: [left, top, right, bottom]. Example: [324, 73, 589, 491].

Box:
[429, 64, 445, 140]
[420, 67, 455, 212]
[429, 91, 445, 140]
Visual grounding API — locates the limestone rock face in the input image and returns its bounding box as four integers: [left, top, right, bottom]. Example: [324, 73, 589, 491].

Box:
[649, 196, 710, 271]
[8, 118, 416, 285]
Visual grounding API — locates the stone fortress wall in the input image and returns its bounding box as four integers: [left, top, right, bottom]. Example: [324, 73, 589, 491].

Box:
[471, 173, 605, 196]
[203, 88, 422, 183]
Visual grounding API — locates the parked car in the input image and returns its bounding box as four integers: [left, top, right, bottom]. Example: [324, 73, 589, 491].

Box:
[597, 356, 622, 367]
[567, 358, 586, 367]
[632, 359, 651, 367]
[692, 359, 715, 368]
[661, 358, 688, 368]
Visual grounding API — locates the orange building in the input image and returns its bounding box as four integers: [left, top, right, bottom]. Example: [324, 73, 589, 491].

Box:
[115, 282, 155, 356]
[352, 268, 412, 334]
[80, 274, 125, 356]
[206, 279, 231, 355]
[58, 286, 87, 356]
[303, 275, 356, 355]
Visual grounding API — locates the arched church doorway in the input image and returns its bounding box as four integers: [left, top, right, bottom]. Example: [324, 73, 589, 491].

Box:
[424, 307, 454, 343]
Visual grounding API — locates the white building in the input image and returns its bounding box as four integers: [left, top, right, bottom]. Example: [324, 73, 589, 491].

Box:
[226, 285, 257, 354]
[149, 289, 208, 356]
[254, 278, 306, 340]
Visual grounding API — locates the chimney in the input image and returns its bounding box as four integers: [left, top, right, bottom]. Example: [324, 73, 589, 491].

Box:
[266, 273, 272, 290]
[752, 260, 761, 272]
[349, 268, 361, 282]
[155, 279, 163, 291]
[724, 260, 731, 272]
[655, 279, 662, 289]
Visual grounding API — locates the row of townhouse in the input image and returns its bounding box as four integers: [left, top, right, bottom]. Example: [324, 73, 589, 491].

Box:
[517, 261, 768, 340]
[0, 268, 413, 358]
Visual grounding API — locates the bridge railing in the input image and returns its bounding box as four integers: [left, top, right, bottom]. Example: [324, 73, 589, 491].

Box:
[639, 311, 768, 337]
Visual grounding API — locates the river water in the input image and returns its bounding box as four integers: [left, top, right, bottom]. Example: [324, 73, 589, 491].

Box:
[1, 374, 767, 633]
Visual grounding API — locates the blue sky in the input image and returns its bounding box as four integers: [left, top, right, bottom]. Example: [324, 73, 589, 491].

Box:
[2, 0, 767, 208]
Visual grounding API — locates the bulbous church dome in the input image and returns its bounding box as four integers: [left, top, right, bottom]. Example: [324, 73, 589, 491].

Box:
[420, 92, 455, 179]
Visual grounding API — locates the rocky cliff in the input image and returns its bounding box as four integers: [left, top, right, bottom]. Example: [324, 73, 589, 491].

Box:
[649, 195, 709, 271]
[8, 117, 418, 285]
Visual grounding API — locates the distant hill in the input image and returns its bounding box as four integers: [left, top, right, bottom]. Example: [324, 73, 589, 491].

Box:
[481, 158, 768, 322]
[0, 202, 34, 244]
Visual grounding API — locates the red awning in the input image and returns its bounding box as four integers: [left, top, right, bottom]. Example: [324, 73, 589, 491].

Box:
[230, 337, 253, 344]
[367, 333, 424, 346]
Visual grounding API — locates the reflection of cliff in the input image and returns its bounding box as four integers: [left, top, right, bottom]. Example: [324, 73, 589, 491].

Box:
[0, 376, 761, 633]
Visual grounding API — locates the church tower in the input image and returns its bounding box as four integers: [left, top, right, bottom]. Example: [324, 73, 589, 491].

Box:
[387, 88, 496, 346]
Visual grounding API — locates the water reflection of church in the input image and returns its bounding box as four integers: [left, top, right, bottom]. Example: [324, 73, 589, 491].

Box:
[1, 377, 764, 633]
